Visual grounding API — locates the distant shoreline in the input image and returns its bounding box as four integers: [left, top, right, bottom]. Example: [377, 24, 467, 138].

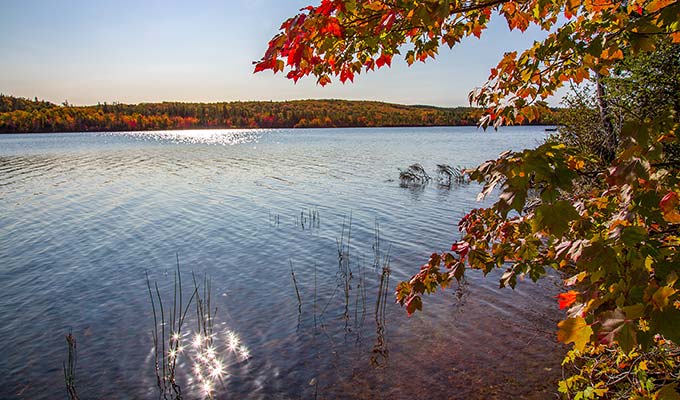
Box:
[1, 95, 561, 134]
[0, 123, 558, 135]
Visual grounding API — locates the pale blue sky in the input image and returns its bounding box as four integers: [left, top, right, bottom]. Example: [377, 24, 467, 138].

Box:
[0, 0, 563, 107]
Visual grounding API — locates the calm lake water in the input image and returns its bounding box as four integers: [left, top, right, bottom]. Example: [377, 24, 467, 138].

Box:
[0, 126, 564, 399]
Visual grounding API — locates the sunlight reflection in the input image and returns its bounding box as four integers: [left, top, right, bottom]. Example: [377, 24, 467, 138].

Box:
[182, 326, 250, 397]
[192, 334, 203, 349]
[227, 330, 240, 352]
[239, 346, 250, 361]
[202, 381, 213, 396]
[112, 129, 273, 146]
[153, 324, 250, 398]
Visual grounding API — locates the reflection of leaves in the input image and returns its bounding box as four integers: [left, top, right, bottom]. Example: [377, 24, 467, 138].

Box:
[558, 317, 593, 352]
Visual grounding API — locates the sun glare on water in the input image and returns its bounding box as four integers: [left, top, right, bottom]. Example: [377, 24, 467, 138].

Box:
[111, 129, 273, 146]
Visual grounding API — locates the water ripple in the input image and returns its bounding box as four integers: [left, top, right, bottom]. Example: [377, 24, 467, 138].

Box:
[0, 126, 562, 399]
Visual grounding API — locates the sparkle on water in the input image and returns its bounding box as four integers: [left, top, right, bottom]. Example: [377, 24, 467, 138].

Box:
[108, 129, 271, 146]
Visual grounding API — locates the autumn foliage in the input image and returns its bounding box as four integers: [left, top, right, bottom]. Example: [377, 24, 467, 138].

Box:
[260, 0, 680, 397]
[256, 0, 679, 127]
[0, 95, 557, 133]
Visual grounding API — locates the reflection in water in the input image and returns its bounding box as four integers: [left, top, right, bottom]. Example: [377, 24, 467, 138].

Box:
[371, 266, 390, 368]
[108, 129, 270, 146]
[371, 222, 390, 368]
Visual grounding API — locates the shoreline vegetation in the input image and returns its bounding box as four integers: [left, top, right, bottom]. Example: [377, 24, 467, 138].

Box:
[0, 94, 559, 134]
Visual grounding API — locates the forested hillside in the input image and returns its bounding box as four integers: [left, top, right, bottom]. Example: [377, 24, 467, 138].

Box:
[0, 94, 558, 133]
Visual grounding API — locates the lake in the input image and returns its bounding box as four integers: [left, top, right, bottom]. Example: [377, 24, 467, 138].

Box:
[0, 126, 564, 399]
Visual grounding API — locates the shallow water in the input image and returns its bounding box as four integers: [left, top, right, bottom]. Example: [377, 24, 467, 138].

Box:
[0, 127, 564, 399]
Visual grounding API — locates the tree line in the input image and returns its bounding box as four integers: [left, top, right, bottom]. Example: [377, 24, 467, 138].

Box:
[0, 95, 559, 133]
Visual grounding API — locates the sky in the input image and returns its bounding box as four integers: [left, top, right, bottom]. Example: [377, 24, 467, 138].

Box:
[0, 0, 565, 107]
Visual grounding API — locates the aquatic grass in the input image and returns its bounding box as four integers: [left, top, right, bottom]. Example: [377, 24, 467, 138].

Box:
[146, 255, 248, 400]
[398, 163, 431, 187]
[268, 210, 280, 227]
[371, 220, 391, 367]
[336, 214, 353, 328]
[61, 255, 250, 400]
[297, 208, 321, 230]
[313, 262, 318, 329]
[290, 260, 303, 329]
[353, 257, 367, 334]
[398, 163, 469, 188]
[309, 208, 320, 229]
[62, 213, 400, 398]
[278, 212, 399, 373]
[146, 254, 199, 400]
[436, 164, 468, 187]
[63, 331, 79, 400]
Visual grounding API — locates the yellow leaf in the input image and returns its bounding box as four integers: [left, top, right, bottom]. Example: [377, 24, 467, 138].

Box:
[557, 317, 593, 352]
[644, 256, 653, 272]
[663, 210, 680, 224]
[638, 360, 648, 371]
[645, 0, 673, 13]
[652, 286, 677, 310]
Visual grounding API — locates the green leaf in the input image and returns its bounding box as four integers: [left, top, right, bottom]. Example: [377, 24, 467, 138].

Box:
[616, 323, 637, 353]
[531, 201, 579, 237]
[650, 308, 680, 343]
[620, 226, 648, 246]
[622, 304, 645, 320]
[557, 317, 593, 352]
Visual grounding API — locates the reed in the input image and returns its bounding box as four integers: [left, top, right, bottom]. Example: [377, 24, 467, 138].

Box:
[62, 255, 246, 399]
[146, 254, 199, 400]
[268, 210, 280, 227]
[313, 262, 318, 329]
[290, 260, 302, 317]
[336, 214, 353, 327]
[63, 331, 79, 400]
[298, 208, 321, 230]
[398, 163, 431, 186]
[353, 257, 367, 331]
[371, 224, 391, 368]
[436, 164, 468, 187]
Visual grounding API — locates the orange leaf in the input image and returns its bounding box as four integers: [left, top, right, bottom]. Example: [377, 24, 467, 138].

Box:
[557, 290, 579, 309]
[672, 32, 680, 43]
[660, 192, 680, 223]
[601, 47, 624, 60]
